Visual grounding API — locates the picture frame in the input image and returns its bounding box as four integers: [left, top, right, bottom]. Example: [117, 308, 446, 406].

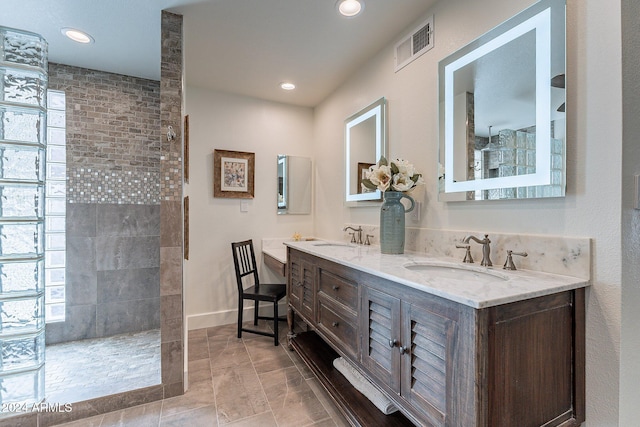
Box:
[357, 162, 375, 193]
[213, 149, 255, 198]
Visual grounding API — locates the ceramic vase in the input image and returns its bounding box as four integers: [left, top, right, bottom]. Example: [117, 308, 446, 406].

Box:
[380, 191, 415, 254]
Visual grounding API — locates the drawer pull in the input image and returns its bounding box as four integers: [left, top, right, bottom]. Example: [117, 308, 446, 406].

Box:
[332, 285, 340, 291]
[399, 346, 409, 355]
[295, 282, 303, 287]
[332, 321, 339, 327]
[388, 339, 398, 348]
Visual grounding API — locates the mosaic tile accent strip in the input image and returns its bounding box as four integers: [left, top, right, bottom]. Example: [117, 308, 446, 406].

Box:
[67, 167, 160, 204]
[160, 151, 183, 201]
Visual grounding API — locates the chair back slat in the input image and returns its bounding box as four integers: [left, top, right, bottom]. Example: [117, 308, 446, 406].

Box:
[231, 239, 260, 293]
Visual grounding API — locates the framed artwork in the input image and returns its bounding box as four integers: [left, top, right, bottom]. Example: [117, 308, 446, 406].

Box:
[184, 115, 189, 183]
[213, 149, 255, 198]
[357, 162, 374, 193]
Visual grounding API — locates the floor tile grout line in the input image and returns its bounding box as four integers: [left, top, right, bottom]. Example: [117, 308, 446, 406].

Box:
[157, 335, 216, 423]
[242, 321, 284, 427]
[206, 330, 221, 427]
[282, 324, 345, 427]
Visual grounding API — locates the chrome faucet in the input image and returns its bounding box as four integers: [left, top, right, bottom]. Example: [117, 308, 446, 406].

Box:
[462, 234, 492, 266]
[343, 226, 363, 244]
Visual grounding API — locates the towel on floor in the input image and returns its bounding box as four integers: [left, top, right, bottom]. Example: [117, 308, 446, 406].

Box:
[333, 356, 398, 415]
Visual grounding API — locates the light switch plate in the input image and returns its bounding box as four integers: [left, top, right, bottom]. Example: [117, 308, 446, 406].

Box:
[240, 201, 249, 212]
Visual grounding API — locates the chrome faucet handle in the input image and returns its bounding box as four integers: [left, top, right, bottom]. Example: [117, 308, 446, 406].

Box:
[348, 232, 356, 243]
[503, 250, 528, 270]
[365, 234, 373, 245]
[455, 244, 474, 263]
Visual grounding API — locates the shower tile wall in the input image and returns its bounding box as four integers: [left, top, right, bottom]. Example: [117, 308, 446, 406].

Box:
[46, 63, 161, 344]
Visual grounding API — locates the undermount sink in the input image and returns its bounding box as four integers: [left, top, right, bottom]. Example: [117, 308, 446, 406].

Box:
[403, 263, 508, 282]
[312, 242, 353, 247]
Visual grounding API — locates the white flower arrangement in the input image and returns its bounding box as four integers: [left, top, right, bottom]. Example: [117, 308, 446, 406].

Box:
[362, 157, 424, 193]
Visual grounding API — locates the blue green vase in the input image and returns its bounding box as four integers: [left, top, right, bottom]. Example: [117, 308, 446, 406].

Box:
[380, 191, 415, 254]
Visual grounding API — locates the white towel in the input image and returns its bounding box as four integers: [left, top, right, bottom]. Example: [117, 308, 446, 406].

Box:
[333, 357, 398, 415]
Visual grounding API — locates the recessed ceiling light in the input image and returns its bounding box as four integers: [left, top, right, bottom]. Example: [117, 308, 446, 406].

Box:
[61, 27, 94, 44]
[280, 82, 296, 91]
[336, 0, 364, 17]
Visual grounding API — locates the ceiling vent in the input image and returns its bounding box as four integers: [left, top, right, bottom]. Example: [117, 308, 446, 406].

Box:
[394, 15, 434, 72]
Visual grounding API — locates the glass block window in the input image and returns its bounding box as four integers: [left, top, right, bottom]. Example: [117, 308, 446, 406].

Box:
[45, 90, 66, 323]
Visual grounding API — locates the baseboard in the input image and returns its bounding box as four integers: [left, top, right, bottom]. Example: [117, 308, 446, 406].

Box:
[186, 301, 288, 330]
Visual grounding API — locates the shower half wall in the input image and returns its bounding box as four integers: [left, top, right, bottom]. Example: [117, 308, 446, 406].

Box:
[46, 63, 161, 344]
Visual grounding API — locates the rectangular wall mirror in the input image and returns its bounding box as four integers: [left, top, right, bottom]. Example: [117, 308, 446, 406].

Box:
[345, 97, 387, 204]
[438, 0, 565, 201]
[277, 154, 312, 214]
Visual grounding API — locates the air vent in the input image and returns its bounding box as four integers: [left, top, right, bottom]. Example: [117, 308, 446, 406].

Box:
[394, 15, 434, 72]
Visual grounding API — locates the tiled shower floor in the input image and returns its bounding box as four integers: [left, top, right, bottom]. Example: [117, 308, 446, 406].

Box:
[45, 329, 161, 404]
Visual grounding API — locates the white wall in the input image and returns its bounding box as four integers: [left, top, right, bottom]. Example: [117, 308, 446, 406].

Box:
[312, 0, 622, 425]
[184, 87, 314, 329]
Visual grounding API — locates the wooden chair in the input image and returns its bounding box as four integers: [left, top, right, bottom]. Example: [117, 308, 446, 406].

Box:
[231, 239, 286, 346]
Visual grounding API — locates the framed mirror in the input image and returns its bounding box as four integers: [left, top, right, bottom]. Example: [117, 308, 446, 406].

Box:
[345, 97, 387, 203]
[438, 0, 565, 201]
[277, 154, 312, 214]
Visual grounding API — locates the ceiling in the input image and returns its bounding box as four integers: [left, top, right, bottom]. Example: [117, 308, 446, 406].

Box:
[0, 0, 436, 107]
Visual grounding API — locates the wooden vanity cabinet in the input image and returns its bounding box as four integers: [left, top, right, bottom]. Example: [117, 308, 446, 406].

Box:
[286, 248, 585, 427]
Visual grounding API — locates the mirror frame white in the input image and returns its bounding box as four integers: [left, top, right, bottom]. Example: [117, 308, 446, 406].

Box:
[345, 97, 387, 203]
[439, 0, 565, 198]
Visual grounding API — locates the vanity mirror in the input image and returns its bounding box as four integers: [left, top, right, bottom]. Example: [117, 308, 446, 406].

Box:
[438, 0, 565, 201]
[345, 97, 387, 203]
[277, 154, 312, 214]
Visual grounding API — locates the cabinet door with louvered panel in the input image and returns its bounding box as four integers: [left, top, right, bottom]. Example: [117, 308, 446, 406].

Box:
[288, 253, 315, 322]
[360, 286, 401, 393]
[400, 302, 458, 427]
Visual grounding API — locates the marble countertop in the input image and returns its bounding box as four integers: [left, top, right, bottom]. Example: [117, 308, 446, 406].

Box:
[285, 240, 590, 309]
[262, 245, 287, 264]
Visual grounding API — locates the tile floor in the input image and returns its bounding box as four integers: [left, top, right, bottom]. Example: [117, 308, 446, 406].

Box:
[53, 320, 349, 427]
[46, 329, 161, 403]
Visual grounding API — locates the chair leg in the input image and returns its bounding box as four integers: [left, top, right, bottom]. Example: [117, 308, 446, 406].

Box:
[237, 298, 243, 339]
[254, 300, 259, 325]
[273, 301, 279, 346]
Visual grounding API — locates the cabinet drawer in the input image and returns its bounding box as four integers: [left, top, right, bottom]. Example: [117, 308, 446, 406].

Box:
[317, 297, 358, 357]
[318, 269, 358, 310]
